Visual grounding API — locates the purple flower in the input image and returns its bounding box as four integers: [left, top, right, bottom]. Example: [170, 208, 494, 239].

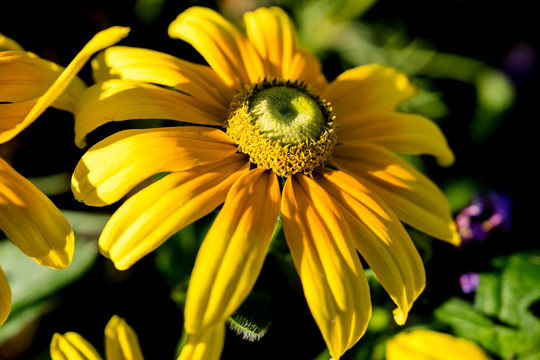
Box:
[459, 272, 480, 294]
[456, 191, 512, 243]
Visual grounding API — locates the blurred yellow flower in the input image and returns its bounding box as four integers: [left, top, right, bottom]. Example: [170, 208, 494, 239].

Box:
[386, 329, 492, 360]
[0, 27, 129, 326]
[72, 6, 458, 359]
[50, 315, 144, 360]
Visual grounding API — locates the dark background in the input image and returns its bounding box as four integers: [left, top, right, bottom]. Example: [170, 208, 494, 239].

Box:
[1, 1, 537, 359]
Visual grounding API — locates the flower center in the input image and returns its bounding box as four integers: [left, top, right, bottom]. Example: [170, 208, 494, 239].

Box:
[227, 79, 336, 177]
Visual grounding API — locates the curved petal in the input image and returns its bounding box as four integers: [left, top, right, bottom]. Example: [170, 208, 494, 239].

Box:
[322, 64, 416, 118]
[168, 6, 265, 91]
[50, 332, 103, 360]
[74, 79, 227, 147]
[0, 52, 86, 143]
[0, 265, 11, 326]
[178, 324, 225, 360]
[92, 46, 235, 109]
[333, 144, 460, 244]
[0, 34, 23, 51]
[184, 169, 281, 332]
[0, 157, 73, 269]
[243, 7, 296, 79]
[313, 168, 425, 325]
[288, 49, 328, 92]
[104, 316, 144, 360]
[0, 51, 85, 104]
[0, 27, 129, 144]
[337, 111, 454, 166]
[386, 329, 492, 360]
[281, 173, 371, 360]
[100, 154, 249, 270]
[72, 126, 237, 207]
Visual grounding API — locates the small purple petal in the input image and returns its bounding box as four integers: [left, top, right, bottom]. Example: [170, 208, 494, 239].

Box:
[460, 272, 480, 294]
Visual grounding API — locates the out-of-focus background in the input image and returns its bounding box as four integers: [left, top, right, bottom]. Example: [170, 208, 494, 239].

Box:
[1, 0, 538, 359]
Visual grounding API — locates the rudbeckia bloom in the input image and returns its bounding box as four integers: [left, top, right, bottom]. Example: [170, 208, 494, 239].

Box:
[72, 6, 459, 359]
[0, 28, 129, 326]
[50, 315, 144, 360]
[386, 329, 492, 360]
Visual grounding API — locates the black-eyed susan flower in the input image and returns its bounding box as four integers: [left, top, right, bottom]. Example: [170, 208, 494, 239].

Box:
[386, 329, 492, 360]
[71, 6, 459, 359]
[0, 28, 129, 326]
[50, 315, 144, 360]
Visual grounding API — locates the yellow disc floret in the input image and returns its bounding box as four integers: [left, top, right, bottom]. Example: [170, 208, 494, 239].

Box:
[227, 79, 336, 177]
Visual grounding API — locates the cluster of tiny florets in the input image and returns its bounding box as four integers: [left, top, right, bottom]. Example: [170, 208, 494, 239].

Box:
[226, 78, 336, 177]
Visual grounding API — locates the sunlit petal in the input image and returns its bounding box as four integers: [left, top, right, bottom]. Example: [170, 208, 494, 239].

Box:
[314, 168, 425, 325]
[92, 46, 234, 108]
[0, 51, 86, 104]
[322, 64, 416, 118]
[0, 158, 73, 269]
[337, 111, 454, 166]
[104, 316, 144, 360]
[50, 332, 103, 360]
[0, 265, 11, 326]
[178, 324, 225, 360]
[288, 49, 328, 92]
[244, 7, 296, 79]
[333, 144, 460, 244]
[168, 6, 265, 91]
[281, 174, 371, 359]
[0, 27, 129, 144]
[74, 79, 227, 147]
[184, 169, 281, 332]
[100, 155, 249, 270]
[0, 33, 23, 51]
[0, 52, 86, 143]
[386, 329, 492, 360]
[72, 126, 238, 207]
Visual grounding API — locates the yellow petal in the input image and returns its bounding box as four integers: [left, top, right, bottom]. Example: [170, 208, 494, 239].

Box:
[72, 126, 238, 207]
[100, 154, 249, 270]
[386, 329, 492, 360]
[0, 51, 85, 104]
[74, 79, 227, 147]
[313, 168, 425, 325]
[0, 33, 23, 51]
[243, 7, 296, 79]
[92, 46, 235, 109]
[184, 169, 281, 332]
[0, 51, 86, 143]
[333, 144, 460, 245]
[322, 64, 416, 117]
[177, 324, 225, 360]
[281, 173, 371, 360]
[0, 26, 129, 144]
[337, 111, 454, 166]
[104, 316, 144, 360]
[0, 157, 73, 269]
[288, 49, 328, 92]
[50, 332, 103, 360]
[0, 265, 11, 326]
[168, 6, 265, 91]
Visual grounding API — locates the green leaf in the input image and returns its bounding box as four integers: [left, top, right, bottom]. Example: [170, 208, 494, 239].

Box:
[0, 237, 98, 342]
[435, 252, 540, 359]
[473, 272, 500, 317]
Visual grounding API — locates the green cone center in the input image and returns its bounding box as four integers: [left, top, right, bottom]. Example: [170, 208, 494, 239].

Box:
[226, 79, 336, 177]
[249, 86, 325, 146]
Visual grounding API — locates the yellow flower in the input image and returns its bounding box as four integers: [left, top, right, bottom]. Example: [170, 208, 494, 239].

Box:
[72, 6, 458, 359]
[386, 329, 492, 360]
[0, 28, 129, 326]
[50, 315, 144, 360]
